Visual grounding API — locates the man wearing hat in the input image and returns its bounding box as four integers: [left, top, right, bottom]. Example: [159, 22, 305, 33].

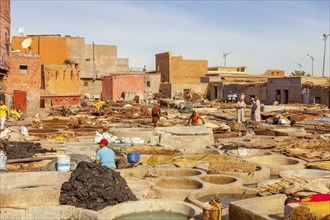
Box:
[95, 139, 116, 168]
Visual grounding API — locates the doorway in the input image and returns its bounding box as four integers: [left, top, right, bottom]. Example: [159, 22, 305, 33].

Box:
[13, 90, 27, 113]
[283, 90, 289, 104]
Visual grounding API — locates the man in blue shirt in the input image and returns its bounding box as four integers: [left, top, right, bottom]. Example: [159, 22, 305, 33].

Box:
[95, 139, 116, 168]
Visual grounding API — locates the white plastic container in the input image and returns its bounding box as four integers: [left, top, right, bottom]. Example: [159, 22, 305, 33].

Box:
[0, 150, 7, 170]
[57, 155, 71, 172]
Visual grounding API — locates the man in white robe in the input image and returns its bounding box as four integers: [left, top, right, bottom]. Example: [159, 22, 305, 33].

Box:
[236, 97, 246, 123]
[254, 96, 261, 122]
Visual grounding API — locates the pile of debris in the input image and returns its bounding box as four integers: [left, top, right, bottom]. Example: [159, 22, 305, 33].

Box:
[5, 141, 56, 160]
[59, 162, 137, 210]
[258, 176, 330, 197]
[49, 106, 76, 117]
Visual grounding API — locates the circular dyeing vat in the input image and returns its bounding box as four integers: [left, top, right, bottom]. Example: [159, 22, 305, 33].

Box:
[245, 155, 305, 175]
[187, 186, 258, 216]
[153, 167, 205, 177]
[0, 171, 70, 207]
[0, 205, 101, 220]
[199, 174, 242, 188]
[195, 163, 270, 185]
[100, 200, 202, 220]
[154, 178, 203, 200]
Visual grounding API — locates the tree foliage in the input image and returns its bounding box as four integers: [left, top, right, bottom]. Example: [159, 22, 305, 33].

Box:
[291, 70, 307, 76]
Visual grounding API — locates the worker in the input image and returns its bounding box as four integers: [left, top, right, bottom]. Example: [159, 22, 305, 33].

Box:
[254, 96, 261, 122]
[251, 96, 261, 122]
[186, 110, 205, 126]
[95, 139, 116, 169]
[0, 101, 8, 132]
[151, 101, 161, 127]
[250, 97, 256, 121]
[236, 97, 246, 123]
[93, 100, 106, 112]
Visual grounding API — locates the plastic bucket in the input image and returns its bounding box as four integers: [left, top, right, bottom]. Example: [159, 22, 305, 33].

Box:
[127, 152, 140, 163]
[57, 155, 71, 172]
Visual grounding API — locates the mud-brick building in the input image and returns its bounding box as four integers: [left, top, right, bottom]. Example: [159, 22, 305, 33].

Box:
[0, 0, 11, 103]
[156, 52, 208, 99]
[203, 68, 284, 103]
[2, 53, 41, 117]
[102, 73, 144, 101]
[267, 77, 330, 107]
[11, 35, 129, 98]
[144, 71, 161, 100]
[40, 64, 81, 107]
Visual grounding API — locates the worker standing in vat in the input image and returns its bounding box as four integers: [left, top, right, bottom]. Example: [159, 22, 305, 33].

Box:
[186, 110, 205, 126]
[151, 101, 161, 127]
[95, 139, 116, 169]
[0, 101, 8, 132]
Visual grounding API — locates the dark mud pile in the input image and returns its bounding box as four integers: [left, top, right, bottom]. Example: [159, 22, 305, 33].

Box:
[5, 141, 56, 160]
[59, 161, 137, 210]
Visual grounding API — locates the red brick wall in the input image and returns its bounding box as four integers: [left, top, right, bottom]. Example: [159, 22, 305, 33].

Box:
[3, 53, 41, 116]
[0, 0, 10, 72]
[42, 96, 80, 107]
[102, 75, 144, 101]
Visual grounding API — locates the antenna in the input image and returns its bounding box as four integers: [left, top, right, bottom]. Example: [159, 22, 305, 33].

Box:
[17, 27, 25, 36]
[21, 38, 32, 49]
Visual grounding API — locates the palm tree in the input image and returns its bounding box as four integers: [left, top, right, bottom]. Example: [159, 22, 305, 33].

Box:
[291, 70, 307, 76]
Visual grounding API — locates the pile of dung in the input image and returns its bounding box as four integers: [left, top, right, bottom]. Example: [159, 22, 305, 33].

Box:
[5, 141, 56, 160]
[59, 161, 137, 211]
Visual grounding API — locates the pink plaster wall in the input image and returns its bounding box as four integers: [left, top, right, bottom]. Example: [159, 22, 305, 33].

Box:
[102, 74, 144, 101]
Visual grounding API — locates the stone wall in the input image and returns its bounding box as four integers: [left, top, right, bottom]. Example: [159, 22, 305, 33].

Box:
[267, 77, 302, 104]
[80, 79, 102, 98]
[144, 72, 161, 96]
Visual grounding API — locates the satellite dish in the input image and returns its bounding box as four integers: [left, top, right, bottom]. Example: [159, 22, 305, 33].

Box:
[17, 27, 25, 35]
[21, 38, 32, 49]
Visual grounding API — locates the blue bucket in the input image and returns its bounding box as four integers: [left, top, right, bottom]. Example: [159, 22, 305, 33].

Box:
[127, 152, 140, 163]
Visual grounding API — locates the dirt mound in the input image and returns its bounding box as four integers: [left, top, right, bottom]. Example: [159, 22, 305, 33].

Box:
[5, 141, 56, 160]
[59, 161, 137, 210]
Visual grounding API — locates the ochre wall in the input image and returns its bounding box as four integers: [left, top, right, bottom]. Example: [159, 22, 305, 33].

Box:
[156, 51, 208, 84]
[41, 64, 80, 96]
[0, 0, 10, 71]
[170, 56, 208, 84]
[3, 54, 41, 116]
[12, 36, 68, 65]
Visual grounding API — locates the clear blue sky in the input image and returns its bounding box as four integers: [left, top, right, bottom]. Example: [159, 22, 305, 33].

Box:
[11, 0, 330, 76]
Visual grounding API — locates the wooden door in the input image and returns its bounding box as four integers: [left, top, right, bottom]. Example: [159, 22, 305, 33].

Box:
[13, 90, 27, 113]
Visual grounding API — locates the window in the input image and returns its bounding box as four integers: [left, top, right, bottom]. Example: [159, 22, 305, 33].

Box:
[86, 58, 91, 62]
[19, 65, 28, 74]
[84, 81, 88, 87]
[147, 81, 151, 87]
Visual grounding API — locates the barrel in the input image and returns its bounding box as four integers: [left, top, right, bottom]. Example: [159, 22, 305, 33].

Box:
[127, 152, 140, 163]
[57, 155, 71, 172]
